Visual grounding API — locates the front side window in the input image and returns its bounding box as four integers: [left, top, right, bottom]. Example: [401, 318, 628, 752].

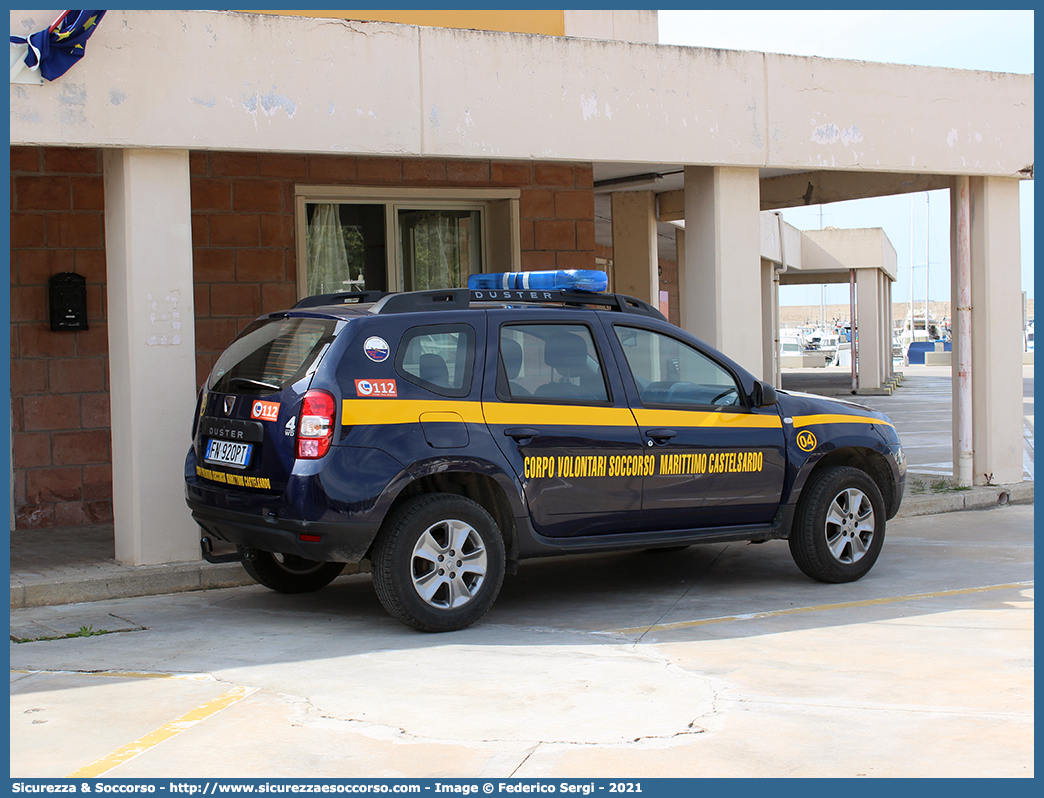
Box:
[614, 326, 742, 407]
[396, 324, 475, 397]
[499, 324, 609, 403]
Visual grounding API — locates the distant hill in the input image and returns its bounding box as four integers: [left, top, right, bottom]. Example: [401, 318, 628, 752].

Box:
[779, 299, 1033, 328]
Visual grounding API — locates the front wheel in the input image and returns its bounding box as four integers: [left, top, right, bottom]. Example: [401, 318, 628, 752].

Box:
[240, 550, 345, 593]
[789, 466, 885, 583]
[371, 493, 506, 632]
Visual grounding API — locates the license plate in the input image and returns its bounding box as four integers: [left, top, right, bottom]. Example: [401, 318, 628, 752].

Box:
[204, 439, 253, 469]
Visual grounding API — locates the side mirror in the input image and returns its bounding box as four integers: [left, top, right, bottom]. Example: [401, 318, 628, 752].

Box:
[752, 380, 778, 408]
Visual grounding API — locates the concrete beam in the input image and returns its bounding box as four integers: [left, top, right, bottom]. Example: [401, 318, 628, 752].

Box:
[760, 171, 953, 210]
[804, 228, 898, 281]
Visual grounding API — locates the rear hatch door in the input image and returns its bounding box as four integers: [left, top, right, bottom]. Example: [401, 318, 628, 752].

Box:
[194, 314, 344, 493]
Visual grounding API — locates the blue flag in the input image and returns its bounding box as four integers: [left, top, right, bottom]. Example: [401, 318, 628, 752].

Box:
[11, 10, 106, 82]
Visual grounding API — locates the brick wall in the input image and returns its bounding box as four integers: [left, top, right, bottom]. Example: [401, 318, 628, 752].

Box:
[10, 146, 597, 528]
[190, 153, 597, 384]
[10, 146, 112, 529]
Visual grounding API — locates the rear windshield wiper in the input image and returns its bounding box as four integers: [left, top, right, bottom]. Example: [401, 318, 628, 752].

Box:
[226, 377, 281, 390]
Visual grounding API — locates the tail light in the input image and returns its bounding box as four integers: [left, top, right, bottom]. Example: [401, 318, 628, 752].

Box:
[296, 390, 335, 459]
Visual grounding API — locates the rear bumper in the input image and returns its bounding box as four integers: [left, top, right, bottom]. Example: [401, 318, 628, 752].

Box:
[187, 500, 379, 563]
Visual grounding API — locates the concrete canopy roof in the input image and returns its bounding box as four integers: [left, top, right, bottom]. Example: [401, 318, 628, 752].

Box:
[781, 227, 898, 285]
[10, 9, 1033, 184]
[11, 9, 1031, 266]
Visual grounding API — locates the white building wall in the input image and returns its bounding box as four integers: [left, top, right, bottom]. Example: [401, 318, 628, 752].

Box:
[564, 10, 658, 43]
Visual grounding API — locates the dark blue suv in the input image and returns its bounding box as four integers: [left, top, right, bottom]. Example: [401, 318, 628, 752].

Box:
[186, 281, 905, 632]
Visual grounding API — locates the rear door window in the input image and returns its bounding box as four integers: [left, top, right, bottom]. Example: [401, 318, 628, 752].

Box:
[395, 324, 476, 397]
[209, 317, 339, 396]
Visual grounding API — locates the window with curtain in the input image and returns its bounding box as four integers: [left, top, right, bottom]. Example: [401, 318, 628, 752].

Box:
[305, 203, 387, 294]
[399, 208, 482, 292]
[297, 188, 518, 300]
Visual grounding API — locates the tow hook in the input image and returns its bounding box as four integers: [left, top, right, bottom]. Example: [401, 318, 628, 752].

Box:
[200, 536, 244, 564]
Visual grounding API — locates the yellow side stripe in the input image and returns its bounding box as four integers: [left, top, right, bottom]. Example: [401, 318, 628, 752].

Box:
[66, 685, 258, 778]
[791, 413, 894, 429]
[343, 399, 783, 430]
[607, 580, 1033, 636]
[633, 408, 782, 429]
[343, 399, 485, 425]
[342, 401, 888, 432]
[482, 402, 634, 427]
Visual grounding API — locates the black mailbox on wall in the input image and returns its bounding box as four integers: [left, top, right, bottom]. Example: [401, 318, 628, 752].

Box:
[48, 272, 89, 332]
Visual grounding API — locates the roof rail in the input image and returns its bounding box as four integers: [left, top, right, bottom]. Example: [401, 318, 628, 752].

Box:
[371, 289, 472, 314]
[293, 291, 389, 309]
[295, 287, 666, 321]
[469, 288, 666, 321]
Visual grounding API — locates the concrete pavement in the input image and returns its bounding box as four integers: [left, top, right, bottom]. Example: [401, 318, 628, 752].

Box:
[10, 504, 1034, 778]
[9, 362, 1035, 778]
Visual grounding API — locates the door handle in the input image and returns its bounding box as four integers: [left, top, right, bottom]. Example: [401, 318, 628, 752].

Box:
[505, 427, 540, 442]
[645, 428, 677, 443]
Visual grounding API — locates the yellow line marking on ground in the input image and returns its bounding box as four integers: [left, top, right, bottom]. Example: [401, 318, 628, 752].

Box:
[607, 581, 1034, 636]
[11, 669, 213, 681]
[66, 685, 258, 778]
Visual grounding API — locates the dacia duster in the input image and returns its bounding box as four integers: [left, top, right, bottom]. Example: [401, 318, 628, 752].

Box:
[185, 272, 905, 632]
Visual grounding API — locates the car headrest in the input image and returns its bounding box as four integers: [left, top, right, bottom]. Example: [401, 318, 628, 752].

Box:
[501, 338, 524, 380]
[543, 331, 588, 372]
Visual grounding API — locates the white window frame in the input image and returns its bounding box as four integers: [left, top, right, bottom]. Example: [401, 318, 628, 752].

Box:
[294, 186, 521, 298]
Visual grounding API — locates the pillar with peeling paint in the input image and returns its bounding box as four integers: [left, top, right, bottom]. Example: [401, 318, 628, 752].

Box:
[104, 149, 199, 565]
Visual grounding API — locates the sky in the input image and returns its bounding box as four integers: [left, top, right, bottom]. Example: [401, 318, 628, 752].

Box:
[657, 10, 1035, 311]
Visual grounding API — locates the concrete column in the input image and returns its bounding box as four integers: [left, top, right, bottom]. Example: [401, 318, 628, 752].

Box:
[856, 268, 882, 390]
[761, 260, 776, 384]
[675, 227, 687, 330]
[610, 190, 658, 305]
[103, 149, 199, 564]
[949, 176, 1024, 485]
[681, 165, 763, 377]
[882, 272, 893, 381]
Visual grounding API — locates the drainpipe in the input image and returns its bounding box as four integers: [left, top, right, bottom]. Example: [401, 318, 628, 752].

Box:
[955, 176, 973, 486]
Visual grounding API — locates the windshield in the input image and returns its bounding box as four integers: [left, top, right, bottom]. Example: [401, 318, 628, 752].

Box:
[208, 317, 339, 396]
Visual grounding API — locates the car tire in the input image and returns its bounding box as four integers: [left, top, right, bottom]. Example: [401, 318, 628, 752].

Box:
[788, 466, 885, 583]
[240, 550, 346, 593]
[371, 493, 506, 632]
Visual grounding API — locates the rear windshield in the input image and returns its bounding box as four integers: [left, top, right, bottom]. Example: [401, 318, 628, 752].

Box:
[208, 317, 339, 396]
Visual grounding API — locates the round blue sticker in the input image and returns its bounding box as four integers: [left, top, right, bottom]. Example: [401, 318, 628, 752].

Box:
[363, 336, 390, 363]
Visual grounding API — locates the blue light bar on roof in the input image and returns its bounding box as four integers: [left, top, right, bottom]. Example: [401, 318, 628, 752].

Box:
[468, 270, 608, 293]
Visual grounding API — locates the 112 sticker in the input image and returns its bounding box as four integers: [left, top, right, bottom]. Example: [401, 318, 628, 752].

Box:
[251, 400, 279, 421]
[356, 379, 398, 397]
